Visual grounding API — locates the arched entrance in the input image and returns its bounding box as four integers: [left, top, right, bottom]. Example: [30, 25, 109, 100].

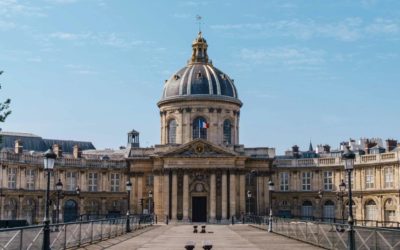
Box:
[323, 200, 335, 221]
[63, 199, 79, 222]
[365, 200, 377, 222]
[301, 200, 313, 220]
[23, 198, 36, 224]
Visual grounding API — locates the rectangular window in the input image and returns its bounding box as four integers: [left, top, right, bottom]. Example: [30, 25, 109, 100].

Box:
[88, 172, 98, 192]
[323, 171, 333, 191]
[365, 168, 375, 189]
[384, 167, 393, 188]
[26, 169, 35, 190]
[66, 172, 77, 191]
[110, 173, 120, 192]
[146, 175, 154, 187]
[302, 172, 311, 191]
[8, 168, 17, 189]
[344, 171, 354, 189]
[279, 172, 289, 191]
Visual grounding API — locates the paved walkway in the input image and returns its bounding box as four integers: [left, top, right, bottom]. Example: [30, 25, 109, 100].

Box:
[81, 224, 322, 250]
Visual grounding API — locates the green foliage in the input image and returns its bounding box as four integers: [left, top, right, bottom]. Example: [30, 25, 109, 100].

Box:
[0, 70, 11, 133]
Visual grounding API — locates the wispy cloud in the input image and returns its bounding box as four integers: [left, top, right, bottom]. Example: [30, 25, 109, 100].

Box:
[0, 0, 44, 17]
[65, 64, 98, 75]
[0, 20, 16, 30]
[240, 47, 325, 68]
[49, 32, 154, 49]
[45, 0, 79, 4]
[211, 18, 400, 42]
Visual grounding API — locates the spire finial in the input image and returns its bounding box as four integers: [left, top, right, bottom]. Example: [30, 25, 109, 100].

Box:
[196, 15, 202, 33]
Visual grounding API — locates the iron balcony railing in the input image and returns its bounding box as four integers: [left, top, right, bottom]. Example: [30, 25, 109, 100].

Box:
[0, 215, 153, 250]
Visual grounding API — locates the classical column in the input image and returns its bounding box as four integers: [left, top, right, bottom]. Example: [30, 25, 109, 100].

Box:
[239, 174, 245, 215]
[229, 171, 236, 219]
[221, 171, 228, 220]
[183, 172, 189, 221]
[163, 171, 170, 219]
[209, 173, 216, 221]
[171, 171, 178, 220]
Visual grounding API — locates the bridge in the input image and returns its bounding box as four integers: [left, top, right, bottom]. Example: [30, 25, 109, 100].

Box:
[2, 216, 400, 249]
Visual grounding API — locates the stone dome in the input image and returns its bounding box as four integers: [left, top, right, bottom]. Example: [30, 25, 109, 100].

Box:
[159, 32, 240, 105]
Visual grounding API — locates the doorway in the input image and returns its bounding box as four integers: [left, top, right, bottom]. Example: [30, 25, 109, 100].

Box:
[64, 200, 79, 222]
[192, 196, 207, 222]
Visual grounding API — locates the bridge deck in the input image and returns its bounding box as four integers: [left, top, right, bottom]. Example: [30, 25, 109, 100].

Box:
[80, 224, 322, 250]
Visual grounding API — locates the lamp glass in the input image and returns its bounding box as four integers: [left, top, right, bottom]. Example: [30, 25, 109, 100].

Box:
[149, 191, 153, 198]
[126, 181, 132, 191]
[339, 182, 346, 192]
[269, 183, 275, 191]
[344, 158, 354, 170]
[56, 180, 63, 191]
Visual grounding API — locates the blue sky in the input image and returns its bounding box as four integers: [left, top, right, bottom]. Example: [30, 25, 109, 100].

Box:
[0, 0, 399, 154]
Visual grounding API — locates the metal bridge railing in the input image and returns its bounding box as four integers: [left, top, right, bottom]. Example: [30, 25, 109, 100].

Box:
[0, 215, 153, 250]
[271, 217, 400, 250]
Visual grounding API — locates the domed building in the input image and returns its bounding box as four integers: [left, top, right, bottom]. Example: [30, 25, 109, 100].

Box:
[127, 32, 275, 222]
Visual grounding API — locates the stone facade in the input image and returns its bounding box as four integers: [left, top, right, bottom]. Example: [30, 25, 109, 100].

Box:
[273, 151, 400, 225]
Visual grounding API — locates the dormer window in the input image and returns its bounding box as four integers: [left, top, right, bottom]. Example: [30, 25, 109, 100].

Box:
[174, 74, 180, 80]
[197, 72, 202, 78]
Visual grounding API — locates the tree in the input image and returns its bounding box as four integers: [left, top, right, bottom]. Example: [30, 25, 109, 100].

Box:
[0, 71, 11, 137]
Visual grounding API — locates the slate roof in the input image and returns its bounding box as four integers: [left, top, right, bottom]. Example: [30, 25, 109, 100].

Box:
[0, 131, 95, 153]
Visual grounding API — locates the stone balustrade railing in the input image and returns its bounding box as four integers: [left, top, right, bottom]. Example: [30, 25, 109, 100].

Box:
[0, 152, 127, 169]
[275, 151, 399, 168]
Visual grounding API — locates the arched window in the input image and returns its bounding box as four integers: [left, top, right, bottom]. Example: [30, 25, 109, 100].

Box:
[365, 200, 377, 222]
[4, 198, 17, 220]
[192, 117, 207, 139]
[168, 119, 177, 144]
[223, 119, 232, 144]
[301, 200, 313, 220]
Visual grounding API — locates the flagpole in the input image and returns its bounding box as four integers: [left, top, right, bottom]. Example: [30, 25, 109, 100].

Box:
[199, 119, 201, 138]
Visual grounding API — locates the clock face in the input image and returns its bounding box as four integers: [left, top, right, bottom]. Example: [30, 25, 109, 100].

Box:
[195, 183, 203, 192]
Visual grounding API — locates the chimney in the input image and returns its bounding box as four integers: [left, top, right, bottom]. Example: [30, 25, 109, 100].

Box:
[52, 144, 62, 158]
[323, 144, 331, 153]
[364, 140, 377, 154]
[73, 145, 82, 159]
[14, 140, 23, 154]
[386, 139, 397, 152]
[292, 145, 300, 158]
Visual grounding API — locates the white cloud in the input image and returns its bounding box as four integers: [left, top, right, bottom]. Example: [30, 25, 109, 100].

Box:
[366, 18, 399, 35]
[45, 0, 79, 4]
[211, 17, 400, 42]
[240, 47, 325, 67]
[0, 0, 44, 17]
[49, 32, 153, 48]
[0, 20, 16, 30]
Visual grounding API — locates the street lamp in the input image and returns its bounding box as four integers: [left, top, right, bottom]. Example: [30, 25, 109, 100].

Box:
[148, 190, 153, 214]
[315, 189, 323, 220]
[126, 180, 132, 232]
[337, 179, 347, 224]
[246, 190, 252, 215]
[250, 170, 259, 215]
[43, 148, 56, 250]
[56, 179, 63, 225]
[342, 146, 356, 250]
[268, 180, 274, 232]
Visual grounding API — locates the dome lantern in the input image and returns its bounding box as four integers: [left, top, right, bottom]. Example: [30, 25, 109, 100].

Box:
[190, 32, 209, 64]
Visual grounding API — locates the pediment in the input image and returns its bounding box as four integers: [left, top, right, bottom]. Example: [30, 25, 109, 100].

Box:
[162, 139, 237, 157]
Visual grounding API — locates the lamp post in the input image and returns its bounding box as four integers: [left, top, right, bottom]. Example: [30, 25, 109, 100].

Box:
[75, 186, 81, 220]
[126, 180, 132, 232]
[148, 190, 153, 214]
[246, 190, 252, 215]
[56, 179, 63, 227]
[43, 148, 56, 250]
[268, 180, 274, 232]
[251, 170, 259, 215]
[342, 146, 356, 250]
[316, 189, 323, 220]
[337, 179, 347, 224]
